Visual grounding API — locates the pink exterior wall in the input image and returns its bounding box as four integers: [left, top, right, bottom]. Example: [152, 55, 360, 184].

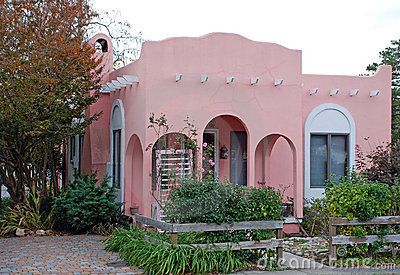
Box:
[76, 32, 392, 220]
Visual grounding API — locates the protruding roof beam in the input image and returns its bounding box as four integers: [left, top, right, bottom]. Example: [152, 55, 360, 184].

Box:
[274, 78, 283, 86]
[176, 73, 182, 82]
[350, 89, 359, 96]
[112, 79, 126, 88]
[123, 75, 139, 83]
[309, 88, 318, 95]
[226, 76, 235, 84]
[330, 88, 339, 96]
[250, 76, 259, 85]
[370, 90, 379, 97]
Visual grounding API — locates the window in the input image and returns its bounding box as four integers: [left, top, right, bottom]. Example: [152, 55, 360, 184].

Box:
[310, 134, 348, 188]
[69, 136, 75, 162]
[112, 129, 122, 189]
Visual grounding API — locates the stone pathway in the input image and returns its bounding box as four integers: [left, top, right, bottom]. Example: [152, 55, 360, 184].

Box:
[283, 237, 329, 263]
[0, 235, 141, 274]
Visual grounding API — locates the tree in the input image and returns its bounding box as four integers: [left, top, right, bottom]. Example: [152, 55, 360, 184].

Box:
[89, 10, 144, 69]
[0, 0, 102, 204]
[367, 39, 400, 140]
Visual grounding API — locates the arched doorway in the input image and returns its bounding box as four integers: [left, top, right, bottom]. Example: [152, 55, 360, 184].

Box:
[125, 134, 143, 215]
[255, 134, 296, 216]
[202, 115, 249, 186]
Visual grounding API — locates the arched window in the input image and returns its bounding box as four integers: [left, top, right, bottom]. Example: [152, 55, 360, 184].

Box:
[304, 104, 355, 199]
[95, 38, 108, 53]
[110, 100, 125, 203]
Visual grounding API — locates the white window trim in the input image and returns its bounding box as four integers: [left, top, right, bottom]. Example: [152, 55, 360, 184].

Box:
[304, 104, 356, 199]
[110, 99, 125, 204]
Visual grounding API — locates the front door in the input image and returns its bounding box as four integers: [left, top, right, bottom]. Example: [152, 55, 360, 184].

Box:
[230, 131, 247, 186]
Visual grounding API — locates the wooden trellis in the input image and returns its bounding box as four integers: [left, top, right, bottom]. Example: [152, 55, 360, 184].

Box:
[155, 149, 193, 220]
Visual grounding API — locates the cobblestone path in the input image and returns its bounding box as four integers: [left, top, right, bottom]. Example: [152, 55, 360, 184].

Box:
[0, 235, 141, 274]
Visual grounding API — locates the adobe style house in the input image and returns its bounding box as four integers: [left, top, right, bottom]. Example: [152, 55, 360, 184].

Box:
[67, 32, 391, 227]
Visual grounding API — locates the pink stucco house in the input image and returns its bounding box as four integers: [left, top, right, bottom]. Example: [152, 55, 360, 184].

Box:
[67, 33, 391, 228]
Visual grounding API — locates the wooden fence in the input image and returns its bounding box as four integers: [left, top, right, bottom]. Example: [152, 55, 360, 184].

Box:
[135, 214, 284, 260]
[329, 215, 400, 265]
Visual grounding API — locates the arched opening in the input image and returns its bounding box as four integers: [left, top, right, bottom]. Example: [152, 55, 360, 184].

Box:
[202, 115, 249, 186]
[125, 134, 143, 215]
[255, 134, 296, 216]
[304, 104, 355, 199]
[151, 132, 195, 219]
[95, 38, 108, 53]
[110, 100, 125, 204]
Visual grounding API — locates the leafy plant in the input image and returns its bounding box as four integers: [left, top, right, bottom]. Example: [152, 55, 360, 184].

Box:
[325, 172, 392, 221]
[165, 178, 282, 224]
[302, 198, 330, 237]
[105, 226, 254, 274]
[164, 178, 282, 245]
[0, 189, 53, 235]
[357, 141, 400, 186]
[52, 174, 128, 233]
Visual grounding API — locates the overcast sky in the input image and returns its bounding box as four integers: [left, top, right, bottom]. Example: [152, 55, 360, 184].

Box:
[93, 0, 400, 75]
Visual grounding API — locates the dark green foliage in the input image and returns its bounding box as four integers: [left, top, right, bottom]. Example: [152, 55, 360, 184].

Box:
[105, 226, 254, 274]
[367, 39, 400, 140]
[165, 178, 283, 224]
[106, 179, 282, 273]
[53, 174, 128, 233]
[164, 178, 282, 246]
[0, 197, 11, 218]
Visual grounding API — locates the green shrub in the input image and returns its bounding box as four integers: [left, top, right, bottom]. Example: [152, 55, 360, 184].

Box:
[164, 178, 282, 249]
[0, 189, 53, 235]
[165, 178, 283, 224]
[105, 226, 254, 274]
[0, 197, 11, 217]
[325, 173, 392, 221]
[53, 174, 128, 233]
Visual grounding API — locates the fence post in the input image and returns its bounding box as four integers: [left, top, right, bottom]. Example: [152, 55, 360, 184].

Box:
[276, 228, 283, 261]
[329, 218, 337, 266]
[170, 233, 178, 245]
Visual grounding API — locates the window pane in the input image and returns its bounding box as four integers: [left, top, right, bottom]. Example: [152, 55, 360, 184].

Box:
[113, 130, 121, 189]
[310, 135, 327, 188]
[330, 135, 347, 182]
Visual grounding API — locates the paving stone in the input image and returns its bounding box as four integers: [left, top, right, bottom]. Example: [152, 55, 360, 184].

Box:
[0, 235, 142, 274]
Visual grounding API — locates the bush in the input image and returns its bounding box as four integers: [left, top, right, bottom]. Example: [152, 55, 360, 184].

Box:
[53, 174, 129, 233]
[165, 178, 283, 224]
[105, 226, 254, 274]
[325, 173, 393, 221]
[164, 178, 282, 247]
